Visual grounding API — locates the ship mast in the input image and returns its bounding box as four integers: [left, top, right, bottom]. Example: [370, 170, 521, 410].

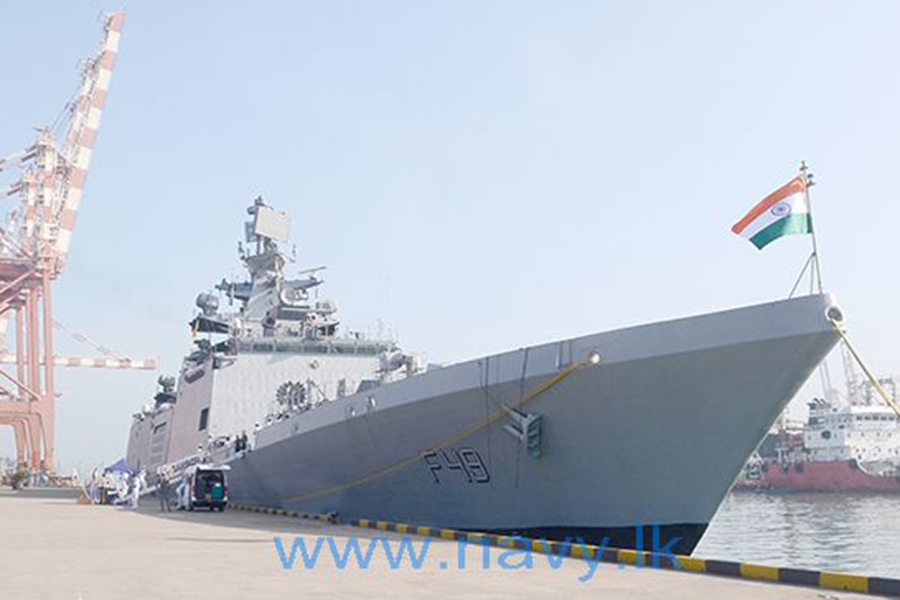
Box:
[794, 161, 836, 400]
[797, 163, 884, 408]
[799, 161, 824, 294]
[804, 169, 900, 416]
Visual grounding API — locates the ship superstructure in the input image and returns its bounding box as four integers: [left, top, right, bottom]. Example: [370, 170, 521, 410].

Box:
[804, 397, 900, 467]
[127, 197, 409, 471]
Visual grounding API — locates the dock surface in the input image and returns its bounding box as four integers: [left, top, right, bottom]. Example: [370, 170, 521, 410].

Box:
[0, 492, 875, 599]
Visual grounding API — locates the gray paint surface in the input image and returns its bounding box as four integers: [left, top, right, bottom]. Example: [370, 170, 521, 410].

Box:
[221, 294, 839, 540]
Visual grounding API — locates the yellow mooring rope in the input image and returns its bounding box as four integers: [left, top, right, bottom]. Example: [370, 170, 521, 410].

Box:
[830, 318, 900, 418]
[279, 353, 599, 503]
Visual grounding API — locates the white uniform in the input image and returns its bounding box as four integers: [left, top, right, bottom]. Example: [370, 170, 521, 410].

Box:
[131, 471, 145, 509]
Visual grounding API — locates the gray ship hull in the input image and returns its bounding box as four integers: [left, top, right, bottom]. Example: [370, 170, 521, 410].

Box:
[222, 294, 840, 554]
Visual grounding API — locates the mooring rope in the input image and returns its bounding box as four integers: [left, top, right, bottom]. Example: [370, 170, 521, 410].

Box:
[829, 317, 900, 418]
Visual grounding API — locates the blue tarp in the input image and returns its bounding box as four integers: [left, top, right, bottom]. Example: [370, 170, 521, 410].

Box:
[104, 458, 134, 475]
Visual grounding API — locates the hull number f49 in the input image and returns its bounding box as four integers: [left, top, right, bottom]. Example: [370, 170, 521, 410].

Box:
[421, 447, 490, 484]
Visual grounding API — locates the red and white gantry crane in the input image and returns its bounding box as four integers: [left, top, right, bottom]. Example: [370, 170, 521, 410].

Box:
[0, 12, 155, 476]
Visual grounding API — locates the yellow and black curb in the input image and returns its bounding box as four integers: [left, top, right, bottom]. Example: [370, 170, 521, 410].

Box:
[231, 502, 338, 524]
[230, 502, 899, 597]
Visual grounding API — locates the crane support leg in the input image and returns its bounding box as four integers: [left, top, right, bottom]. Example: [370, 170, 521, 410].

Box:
[26, 412, 43, 471]
[0, 412, 38, 470]
[16, 305, 25, 398]
[0, 418, 29, 466]
[26, 290, 40, 399]
[13, 418, 27, 466]
[41, 273, 54, 468]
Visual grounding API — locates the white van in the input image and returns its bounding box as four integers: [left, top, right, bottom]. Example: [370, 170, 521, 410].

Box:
[181, 464, 230, 511]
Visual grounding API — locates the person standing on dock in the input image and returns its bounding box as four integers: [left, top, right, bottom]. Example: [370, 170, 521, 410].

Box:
[177, 471, 190, 510]
[157, 469, 170, 512]
[89, 468, 101, 504]
[131, 469, 145, 510]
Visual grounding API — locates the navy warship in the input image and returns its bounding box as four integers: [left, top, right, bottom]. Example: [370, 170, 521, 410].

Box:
[127, 196, 842, 554]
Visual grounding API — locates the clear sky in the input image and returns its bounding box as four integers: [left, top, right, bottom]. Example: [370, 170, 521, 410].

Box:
[1, 1, 898, 473]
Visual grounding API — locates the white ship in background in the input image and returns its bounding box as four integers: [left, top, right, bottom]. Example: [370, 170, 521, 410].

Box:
[736, 378, 900, 492]
[127, 196, 842, 554]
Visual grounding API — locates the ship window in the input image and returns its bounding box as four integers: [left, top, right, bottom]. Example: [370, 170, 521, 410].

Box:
[198, 408, 209, 431]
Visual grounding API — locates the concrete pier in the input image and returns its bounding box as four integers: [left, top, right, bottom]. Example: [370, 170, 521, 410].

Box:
[0, 492, 874, 599]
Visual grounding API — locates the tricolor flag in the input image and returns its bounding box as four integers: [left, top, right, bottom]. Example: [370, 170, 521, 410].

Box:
[732, 176, 812, 250]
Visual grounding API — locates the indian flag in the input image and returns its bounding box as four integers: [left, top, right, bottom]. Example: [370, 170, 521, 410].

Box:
[732, 176, 812, 250]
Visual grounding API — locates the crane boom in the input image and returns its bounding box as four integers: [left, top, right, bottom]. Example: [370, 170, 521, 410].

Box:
[0, 13, 125, 271]
[54, 12, 126, 269]
[0, 354, 155, 370]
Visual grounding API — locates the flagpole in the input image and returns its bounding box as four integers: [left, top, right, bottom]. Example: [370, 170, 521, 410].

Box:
[799, 160, 823, 293]
[799, 160, 835, 399]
